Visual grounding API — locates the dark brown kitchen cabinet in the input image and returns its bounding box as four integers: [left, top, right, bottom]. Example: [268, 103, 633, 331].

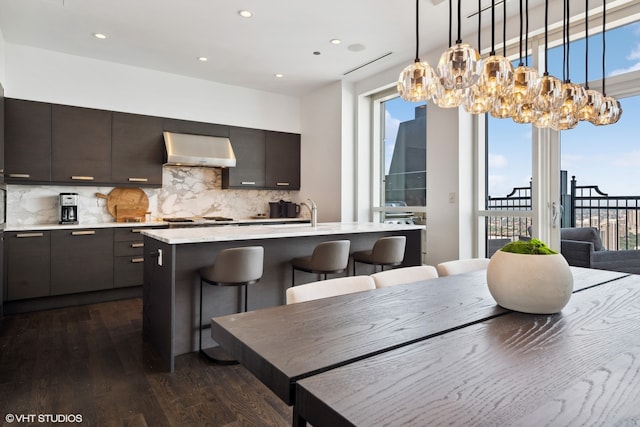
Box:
[51, 105, 112, 184]
[4, 99, 52, 183]
[113, 227, 156, 288]
[112, 112, 164, 186]
[5, 231, 51, 301]
[163, 118, 229, 138]
[222, 127, 266, 188]
[265, 131, 300, 190]
[50, 228, 113, 296]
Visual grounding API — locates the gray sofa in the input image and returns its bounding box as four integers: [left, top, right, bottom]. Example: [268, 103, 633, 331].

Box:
[560, 227, 640, 274]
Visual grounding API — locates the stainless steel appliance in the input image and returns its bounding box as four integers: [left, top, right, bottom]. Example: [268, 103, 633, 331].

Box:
[59, 193, 79, 224]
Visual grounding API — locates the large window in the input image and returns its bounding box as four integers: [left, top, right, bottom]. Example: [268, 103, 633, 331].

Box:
[481, 14, 640, 254]
[380, 96, 427, 210]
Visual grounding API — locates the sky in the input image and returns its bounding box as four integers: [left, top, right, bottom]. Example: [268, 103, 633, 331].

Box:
[385, 20, 640, 199]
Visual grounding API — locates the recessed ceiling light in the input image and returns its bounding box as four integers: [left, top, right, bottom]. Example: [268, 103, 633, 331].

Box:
[348, 43, 366, 52]
[238, 10, 253, 18]
[330, 39, 341, 45]
[197, 57, 208, 62]
[274, 74, 284, 78]
[93, 33, 107, 39]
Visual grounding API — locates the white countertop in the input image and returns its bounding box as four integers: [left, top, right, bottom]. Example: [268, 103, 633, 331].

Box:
[141, 222, 425, 244]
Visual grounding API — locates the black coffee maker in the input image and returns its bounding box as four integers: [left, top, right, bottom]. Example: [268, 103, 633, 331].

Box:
[59, 193, 79, 224]
[269, 200, 300, 218]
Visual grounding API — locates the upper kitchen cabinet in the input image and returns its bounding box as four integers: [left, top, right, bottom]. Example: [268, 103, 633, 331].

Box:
[4, 99, 52, 183]
[112, 112, 164, 186]
[222, 127, 266, 189]
[163, 118, 229, 138]
[52, 104, 112, 184]
[265, 131, 300, 190]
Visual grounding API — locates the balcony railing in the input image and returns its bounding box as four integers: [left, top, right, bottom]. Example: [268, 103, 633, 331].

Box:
[485, 176, 640, 251]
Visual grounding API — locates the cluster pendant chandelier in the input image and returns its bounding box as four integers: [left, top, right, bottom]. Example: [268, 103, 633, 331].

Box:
[397, 0, 622, 129]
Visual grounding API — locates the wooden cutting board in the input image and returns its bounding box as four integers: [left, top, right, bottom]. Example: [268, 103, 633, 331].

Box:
[96, 187, 149, 219]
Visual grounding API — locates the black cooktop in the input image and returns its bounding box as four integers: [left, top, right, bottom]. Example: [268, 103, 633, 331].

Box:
[162, 216, 233, 223]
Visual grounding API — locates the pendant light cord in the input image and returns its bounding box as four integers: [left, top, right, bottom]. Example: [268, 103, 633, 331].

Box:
[585, 0, 589, 88]
[562, 0, 567, 81]
[525, 0, 530, 66]
[544, 0, 549, 74]
[518, 0, 523, 65]
[602, 0, 607, 95]
[456, 0, 462, 44]
[503, 0, 507, 57]
[477, 0, 481, 51]
[566, 0, 571, 82]
[415, 0, 420, 61]
[491, 0, 496, 55]
[449, 0, 453, 47]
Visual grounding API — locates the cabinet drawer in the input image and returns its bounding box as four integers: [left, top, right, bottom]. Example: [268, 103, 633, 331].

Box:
[114, 256, 144, 288]
[114, 227, 164, 242]
[115, 240, 144, 256]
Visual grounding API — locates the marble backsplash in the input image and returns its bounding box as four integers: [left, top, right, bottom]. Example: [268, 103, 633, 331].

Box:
[7, 166, 302, 226]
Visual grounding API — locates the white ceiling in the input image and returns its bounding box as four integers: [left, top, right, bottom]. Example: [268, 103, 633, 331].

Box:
[1, 0, 563, 97]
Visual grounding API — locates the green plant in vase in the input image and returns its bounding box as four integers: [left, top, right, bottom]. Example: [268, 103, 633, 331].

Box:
[500, 238, 558, 255]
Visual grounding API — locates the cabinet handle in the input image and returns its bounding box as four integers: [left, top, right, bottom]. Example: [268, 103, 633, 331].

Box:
[131, 243, 144, 248]
[241, 181, 256, 185]
[71, 230, 96, 236]
[8, 173, 31, 178]
[131, 229, 143, 233]
[131, 258, 144, 263]
[16, 232, 44, 238]
[71, 176, 94, 181]
[276, 182, 290, 186]
[128, 178, 148, 182]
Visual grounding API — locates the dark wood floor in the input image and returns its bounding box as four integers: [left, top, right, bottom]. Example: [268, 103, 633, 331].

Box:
[0, 298, 292, 426]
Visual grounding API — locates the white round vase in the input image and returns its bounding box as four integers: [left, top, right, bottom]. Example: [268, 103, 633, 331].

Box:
[487, 250, 574, 314]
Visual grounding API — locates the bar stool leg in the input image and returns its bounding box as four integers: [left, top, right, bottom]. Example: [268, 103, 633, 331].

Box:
[199, 280, 239, 365]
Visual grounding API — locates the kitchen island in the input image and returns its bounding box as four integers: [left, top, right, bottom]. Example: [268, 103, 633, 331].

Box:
[141, 222, 423, 371]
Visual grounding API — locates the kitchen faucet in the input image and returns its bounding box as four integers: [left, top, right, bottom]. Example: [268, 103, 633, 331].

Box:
[302, 198, 318, 228]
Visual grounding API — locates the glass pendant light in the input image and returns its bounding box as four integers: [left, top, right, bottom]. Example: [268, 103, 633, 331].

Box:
[511, 0, 539, 124]
[594, 0, 623, 125]
[577, 0, 603, 123]
[433, 80, 464, 108]
[463, 0, 492, 114]
[491, 0, 516, 119]
[551, 0, 584, 131]
[437, 0, 481, 90]
[477, 0, 514, 109]
[533, 0, 563, 128]
[433, 0, 464, 108]
[397, 0, 437, 102]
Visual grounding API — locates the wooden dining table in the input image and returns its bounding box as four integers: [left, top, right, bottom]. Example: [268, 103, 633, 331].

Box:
[295, 273, 640, 426]
[210, 266, 628, 426]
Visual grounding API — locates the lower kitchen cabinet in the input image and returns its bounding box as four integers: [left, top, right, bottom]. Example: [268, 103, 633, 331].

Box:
[5, 231, 51, 300]
[50, 228, 114, 296]
[3, 225, 167, 307]
[113, 227, 153, 288]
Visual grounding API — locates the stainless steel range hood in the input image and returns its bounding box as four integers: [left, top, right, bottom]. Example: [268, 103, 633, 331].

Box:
[163, 131, 236, 167]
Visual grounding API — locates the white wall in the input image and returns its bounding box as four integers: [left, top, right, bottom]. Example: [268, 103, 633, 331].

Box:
[299, 81, 343, 222]
[4, 43, 301, 133]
